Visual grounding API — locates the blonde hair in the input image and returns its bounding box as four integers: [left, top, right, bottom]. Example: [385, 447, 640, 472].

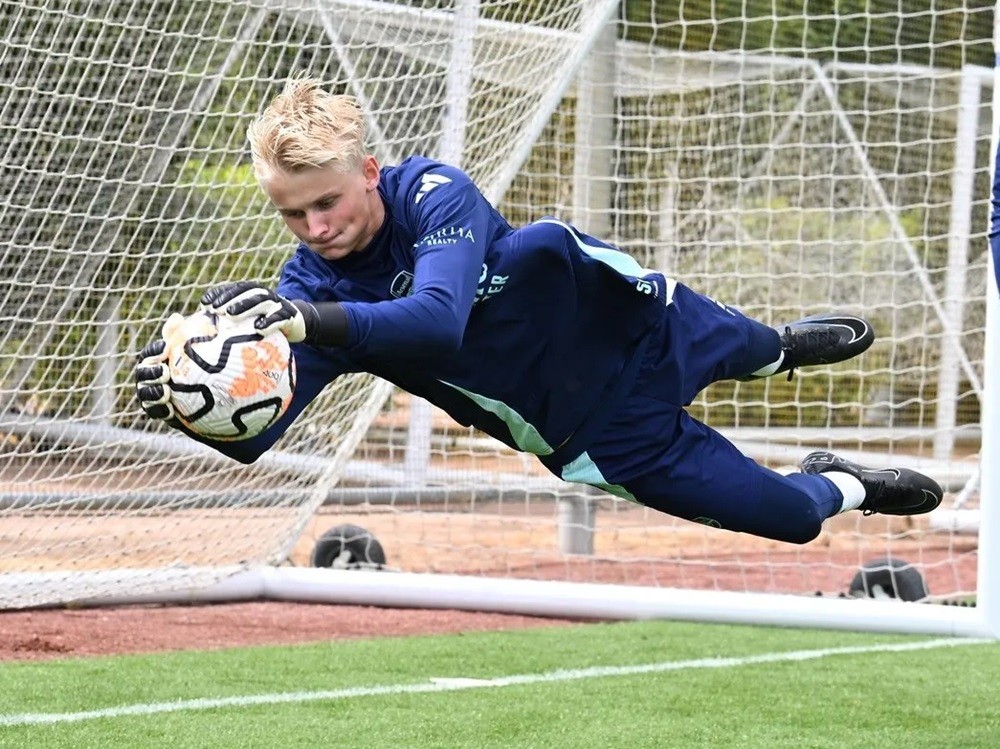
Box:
[247, 77, 368, 181]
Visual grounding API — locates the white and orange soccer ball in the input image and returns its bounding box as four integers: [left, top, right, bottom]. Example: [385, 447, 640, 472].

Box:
[164, 310, 296, 441]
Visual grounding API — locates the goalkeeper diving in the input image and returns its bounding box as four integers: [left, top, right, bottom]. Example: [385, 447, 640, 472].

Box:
[135, 78, 942, 545]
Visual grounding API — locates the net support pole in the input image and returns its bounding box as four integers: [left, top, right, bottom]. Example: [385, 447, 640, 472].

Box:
[935, 65, 981, 460]
[572, 10, 616, 239]
[403, 0, 480, 481]
[484, 0, 623, 206]
[976, 4, 1000, 637]
[91, 295, 121, 424]
[557, 491, 599, 555]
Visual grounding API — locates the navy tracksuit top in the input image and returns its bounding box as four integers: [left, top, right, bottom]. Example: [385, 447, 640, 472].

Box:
[212, 156, 670, 465]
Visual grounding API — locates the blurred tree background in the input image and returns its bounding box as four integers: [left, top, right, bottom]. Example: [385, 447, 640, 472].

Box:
[0, 0, 991, 432]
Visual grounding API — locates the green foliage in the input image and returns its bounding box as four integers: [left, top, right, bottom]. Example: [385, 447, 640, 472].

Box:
[3, 0, 989, 431]
[170, 159, 288, 286]
[622, 0, 993, 68]
[695, 369, 980, 430]
[104, 158, 291, 418]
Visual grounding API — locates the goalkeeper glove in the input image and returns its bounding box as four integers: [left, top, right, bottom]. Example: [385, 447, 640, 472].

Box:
[134, 312, 185, 423]
[200, 281, 310, 343]
[200, 281, 349, 347]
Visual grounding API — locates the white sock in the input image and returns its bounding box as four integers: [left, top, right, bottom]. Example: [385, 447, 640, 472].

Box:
[820, 471, 867, 513]
[749, 351, 784, 378]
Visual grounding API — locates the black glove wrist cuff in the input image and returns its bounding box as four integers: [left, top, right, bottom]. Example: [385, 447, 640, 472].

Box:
[290, 300, 349, 347]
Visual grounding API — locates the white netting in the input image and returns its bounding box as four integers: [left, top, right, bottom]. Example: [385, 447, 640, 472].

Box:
[0, 0, 616, 606]
[298, 7, 991, 606]
[0, 0, 991, 614]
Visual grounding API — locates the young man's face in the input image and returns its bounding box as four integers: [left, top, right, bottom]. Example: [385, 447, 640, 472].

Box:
[264, 155, 384, 261]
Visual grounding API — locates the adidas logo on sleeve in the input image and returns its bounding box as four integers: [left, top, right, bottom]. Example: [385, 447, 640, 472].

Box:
[415, 173, 452, 204]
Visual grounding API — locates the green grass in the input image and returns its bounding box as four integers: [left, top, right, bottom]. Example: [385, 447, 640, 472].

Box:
[0, 620, 998, 748]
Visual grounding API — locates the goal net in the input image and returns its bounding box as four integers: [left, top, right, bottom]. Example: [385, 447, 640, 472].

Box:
[0, 0, 994, 635]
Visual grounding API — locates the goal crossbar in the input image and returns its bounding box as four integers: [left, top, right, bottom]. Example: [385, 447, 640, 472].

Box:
[2, 567, 992, 638]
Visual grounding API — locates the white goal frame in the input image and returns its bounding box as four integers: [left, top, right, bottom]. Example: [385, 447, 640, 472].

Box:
[0, 0, 996, 639]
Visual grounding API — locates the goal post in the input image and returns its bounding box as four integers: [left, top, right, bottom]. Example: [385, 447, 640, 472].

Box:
[0, 0, 997, 638]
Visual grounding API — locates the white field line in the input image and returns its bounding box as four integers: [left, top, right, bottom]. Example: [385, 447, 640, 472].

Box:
[0, 637, 991, 728]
